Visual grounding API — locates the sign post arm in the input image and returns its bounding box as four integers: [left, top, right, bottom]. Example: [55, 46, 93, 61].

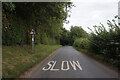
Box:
[32, 35, 34, 51]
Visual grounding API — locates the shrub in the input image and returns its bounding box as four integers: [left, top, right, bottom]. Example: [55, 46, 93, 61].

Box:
[73, 38, 90, 49]
[88, 17, 120, 69]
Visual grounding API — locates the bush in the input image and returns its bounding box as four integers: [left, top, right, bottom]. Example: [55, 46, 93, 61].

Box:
[73, 38, 90, 49]
[88, 19, 120, 58]
[88, 17, 120, 69]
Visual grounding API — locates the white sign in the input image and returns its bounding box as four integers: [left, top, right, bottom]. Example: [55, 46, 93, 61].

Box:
[42, 61, 82, 71]
[29, 28, 36, 35]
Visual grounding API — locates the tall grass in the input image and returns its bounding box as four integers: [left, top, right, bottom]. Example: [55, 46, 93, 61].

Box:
[2, 44, 62, 78]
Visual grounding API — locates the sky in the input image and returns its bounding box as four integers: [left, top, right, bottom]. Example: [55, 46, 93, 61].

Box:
[63, 0, 119, 32]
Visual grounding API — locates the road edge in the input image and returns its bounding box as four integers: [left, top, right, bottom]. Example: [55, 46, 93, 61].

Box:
[19, 48, 60, 78]
[73, 46, 120, 78]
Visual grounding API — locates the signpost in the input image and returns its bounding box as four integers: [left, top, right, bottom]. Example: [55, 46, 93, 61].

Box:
[29, 28, 36, 51]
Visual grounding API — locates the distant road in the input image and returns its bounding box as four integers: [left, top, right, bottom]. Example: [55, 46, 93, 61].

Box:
[28, 46, 118, 78]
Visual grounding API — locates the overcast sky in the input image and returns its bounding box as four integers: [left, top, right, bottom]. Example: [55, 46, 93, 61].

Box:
[63, 0, 119, 32]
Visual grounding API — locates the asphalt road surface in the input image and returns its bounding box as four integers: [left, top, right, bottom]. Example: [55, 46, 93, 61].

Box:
[29, 46, 118, 78]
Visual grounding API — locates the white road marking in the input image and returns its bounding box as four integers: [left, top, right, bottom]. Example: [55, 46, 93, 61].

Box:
[61, 61, 70, 71]
[69, 61, 82, 70]
[42, 61, 82, 71]
[50, 61, 59, 71]
[42, 61, 53, 71]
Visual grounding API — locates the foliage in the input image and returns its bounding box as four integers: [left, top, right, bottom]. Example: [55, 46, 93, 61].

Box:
[73, 38, 90, 49]
[88, 17, 120, 67]
[60, 28, 73, 45]
[2, 2, 15, 12]
[60, 26, 88, 46]
[2, 2, 73, 46]
[70, 26, 88, 40]
[73, 17, 120, 69]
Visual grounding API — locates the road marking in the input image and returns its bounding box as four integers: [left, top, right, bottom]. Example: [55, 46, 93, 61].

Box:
[42, 61, 53, 71]
[61, 61, 70, 71]
[42, 61, 82, 71]
[50, 61, 59, 71]
[69, 61, 82, 70]
[42, 61, 59, 71]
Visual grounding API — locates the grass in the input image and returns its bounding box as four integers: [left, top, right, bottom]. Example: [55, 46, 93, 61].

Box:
[2, 44, 62, 78]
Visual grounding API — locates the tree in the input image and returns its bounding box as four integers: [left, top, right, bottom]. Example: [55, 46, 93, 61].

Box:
[70, 26, 88, 41]
[60, 28, 71, 45]
[2, 2, 73, 45]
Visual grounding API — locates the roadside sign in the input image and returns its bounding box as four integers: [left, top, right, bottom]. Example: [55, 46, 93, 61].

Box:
[29, 28, 36, 35]
[29, 28, 36, 51]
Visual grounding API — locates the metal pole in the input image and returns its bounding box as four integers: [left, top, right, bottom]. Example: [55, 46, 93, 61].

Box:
[32, 35, 34, 51]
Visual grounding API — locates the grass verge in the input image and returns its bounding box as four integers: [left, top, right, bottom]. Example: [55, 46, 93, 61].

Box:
[2, 44, 62, 78]
[73, 46, 119, 72]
